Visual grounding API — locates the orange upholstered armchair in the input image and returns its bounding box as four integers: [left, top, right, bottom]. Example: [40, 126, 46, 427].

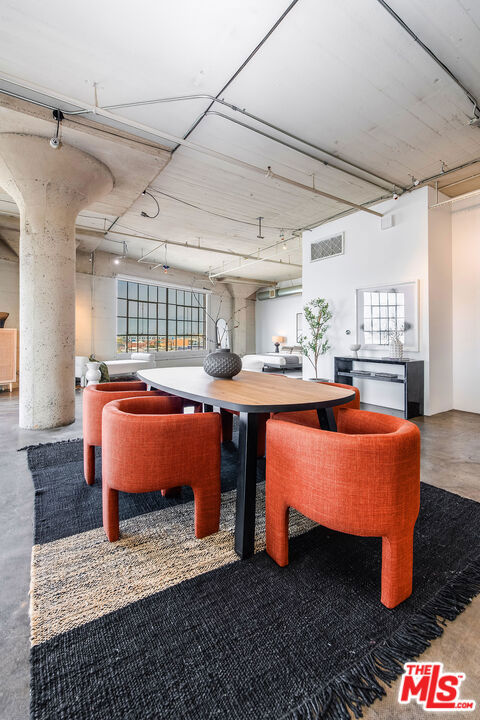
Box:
[102, 395, 221, 542]
[82, 381, 167, 485]
[266, 408, 420, 608]
[272, 382, 360, 428]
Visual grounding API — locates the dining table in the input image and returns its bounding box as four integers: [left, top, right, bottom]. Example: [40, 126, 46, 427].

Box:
[137, 367, 355, 559]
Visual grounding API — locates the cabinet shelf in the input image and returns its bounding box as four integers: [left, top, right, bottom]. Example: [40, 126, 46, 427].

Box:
[337, 370, 405, 384]
[334, 356, 424, 419]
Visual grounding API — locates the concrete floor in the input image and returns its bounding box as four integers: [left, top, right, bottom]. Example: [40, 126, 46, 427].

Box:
[0, 389, 479, 719]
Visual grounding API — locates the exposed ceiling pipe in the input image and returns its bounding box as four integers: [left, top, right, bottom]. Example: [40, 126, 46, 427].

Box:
[205, 110, 388, 192]
[376, 0, 480, 118]
[208, 233, 302, 279]
[176, 0, 301, 147]
[7, 77, 480, 200]
[430, 187, 480, 208]
[0, 73, 384, 217]
[216, 276, 275, 287]
[99, 94, 400, 191]
[107, 229, 302, 269]
[137, 243, 165, 262]
[403, 156, 480, 192]
[265, 167, 383, 217]
[257, 284, 302, 300]
[438, 172, 480, 191]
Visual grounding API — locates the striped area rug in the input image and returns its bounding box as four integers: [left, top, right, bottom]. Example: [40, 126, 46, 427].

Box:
[28, 439, 480, 720]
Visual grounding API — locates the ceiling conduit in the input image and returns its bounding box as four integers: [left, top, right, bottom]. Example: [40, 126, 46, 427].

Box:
[0, 75, 383, 218]
[257, 284, 302, 300]
[98, 94, 400, 192]
[376, 0, 480, 118]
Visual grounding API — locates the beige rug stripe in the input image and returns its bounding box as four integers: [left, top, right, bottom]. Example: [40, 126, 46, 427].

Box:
[31, 486, 316, 646]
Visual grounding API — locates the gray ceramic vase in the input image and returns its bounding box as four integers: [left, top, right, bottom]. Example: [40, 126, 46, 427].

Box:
[203, 348, 242, 379]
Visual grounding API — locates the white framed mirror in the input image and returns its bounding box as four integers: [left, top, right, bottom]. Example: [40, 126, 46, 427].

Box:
[216, 318, 230, 349]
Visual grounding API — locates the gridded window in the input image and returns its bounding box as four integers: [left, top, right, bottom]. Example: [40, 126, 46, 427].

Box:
[362, 291, 405, 346]
[117, 280, 206, 353]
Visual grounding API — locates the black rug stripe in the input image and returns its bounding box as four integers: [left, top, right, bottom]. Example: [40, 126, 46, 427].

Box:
[27, 437, 265, 544]
[30, 482, 480, 720]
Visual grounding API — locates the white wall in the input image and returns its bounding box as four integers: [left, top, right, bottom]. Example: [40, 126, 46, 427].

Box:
[302, 187, 456, 415]
[303, 188, 430, 409]
[452, 201, 480, 414]
[255, 283, 303, 353]
[427, 187, 453, 415]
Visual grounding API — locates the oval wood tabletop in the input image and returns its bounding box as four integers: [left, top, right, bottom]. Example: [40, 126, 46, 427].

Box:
[138, 367, 355, 413]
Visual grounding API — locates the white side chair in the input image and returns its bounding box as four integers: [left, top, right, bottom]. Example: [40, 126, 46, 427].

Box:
[75, 356, 89, 387]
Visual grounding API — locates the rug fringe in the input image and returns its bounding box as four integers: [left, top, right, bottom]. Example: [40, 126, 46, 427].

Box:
[283, 556, 480, 720]
[19, 437, 82, 454]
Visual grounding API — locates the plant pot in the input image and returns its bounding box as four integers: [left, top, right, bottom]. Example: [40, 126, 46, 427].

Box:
[203, 348, 242, 379]
[85, 361, 101, 386]
[389, 339, 403, 360]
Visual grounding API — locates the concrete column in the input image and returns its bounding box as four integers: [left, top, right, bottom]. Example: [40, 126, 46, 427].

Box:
[227, 283, 258, 356]
[0, 134, 113, 428]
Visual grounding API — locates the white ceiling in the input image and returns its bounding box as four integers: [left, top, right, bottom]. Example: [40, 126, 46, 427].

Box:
[1, 0, 480, 281]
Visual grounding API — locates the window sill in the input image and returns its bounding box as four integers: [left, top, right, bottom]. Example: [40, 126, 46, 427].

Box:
[116, 351, 208, 359]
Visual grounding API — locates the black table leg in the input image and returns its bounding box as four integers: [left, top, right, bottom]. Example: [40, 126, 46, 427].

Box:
[203, 403, 213, 412]
[317, 407, 337, 431]
[235, 412, 258, 559]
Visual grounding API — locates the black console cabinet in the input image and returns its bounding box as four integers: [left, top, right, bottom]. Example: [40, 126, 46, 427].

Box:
[334, 356, 424, 419]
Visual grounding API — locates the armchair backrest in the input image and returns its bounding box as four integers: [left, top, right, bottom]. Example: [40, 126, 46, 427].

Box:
[83, 382, 165, 445]
[102, 396, 221, 492]
[266, 408, 420, 535]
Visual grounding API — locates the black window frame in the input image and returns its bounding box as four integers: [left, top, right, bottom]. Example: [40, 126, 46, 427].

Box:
[116, 280, 206, 354]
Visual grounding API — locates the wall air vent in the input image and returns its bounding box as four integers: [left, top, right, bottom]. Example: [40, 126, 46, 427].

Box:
[310, 232, 344, 262]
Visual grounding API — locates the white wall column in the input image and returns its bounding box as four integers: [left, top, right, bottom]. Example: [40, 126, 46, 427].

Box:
[227, 283, 257, 356]
[0, 134, 113, 429]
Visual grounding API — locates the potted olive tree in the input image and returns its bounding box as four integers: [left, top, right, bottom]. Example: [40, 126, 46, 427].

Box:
[299, 297, 332, 381]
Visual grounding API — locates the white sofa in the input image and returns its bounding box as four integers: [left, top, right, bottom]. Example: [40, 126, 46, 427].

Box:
[75, 353, 155, 382]
[105, 352, 155, 377]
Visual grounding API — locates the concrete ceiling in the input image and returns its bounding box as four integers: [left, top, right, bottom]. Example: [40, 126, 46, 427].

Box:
[1, 0, 480, 282]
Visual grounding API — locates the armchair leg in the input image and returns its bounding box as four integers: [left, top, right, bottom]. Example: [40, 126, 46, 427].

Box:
[84, 443, 95, 485]
[256, 413, 268, 458]
[381, 529, 414, 608]
[103, 483, 120, 542]
[161, 486, 182, 498]
[220, 409, 233, 443]
[266, 498, 290, 567]
[193, 485, 221, 539]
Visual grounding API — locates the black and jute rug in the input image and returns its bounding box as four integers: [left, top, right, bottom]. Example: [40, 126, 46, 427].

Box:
[27, 439, 480, 720]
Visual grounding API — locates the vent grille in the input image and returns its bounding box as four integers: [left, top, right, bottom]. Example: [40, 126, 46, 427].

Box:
[310, 232, 344, 262]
